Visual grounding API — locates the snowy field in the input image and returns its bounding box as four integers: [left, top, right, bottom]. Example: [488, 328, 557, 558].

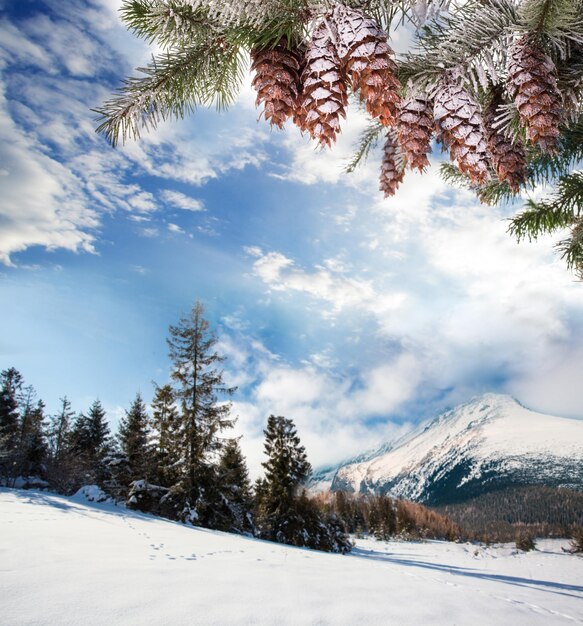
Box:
[1, 488, 582, 625]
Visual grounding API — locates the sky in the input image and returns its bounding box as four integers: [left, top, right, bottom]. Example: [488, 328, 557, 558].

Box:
[1, 0, 583, 477]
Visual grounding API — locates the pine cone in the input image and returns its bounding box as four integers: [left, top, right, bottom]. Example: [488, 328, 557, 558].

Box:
[251, 40, 303, 129]
[332, 5, 401, 126]
[506, 36, 563, 153]
[291, 43, 308, 131]
[433, 83, 490, 185]
[397, 93, 433, 172]
[379, 130, 405, 197]
[298, 20, 347, 147]
[484, 91, 527, 193]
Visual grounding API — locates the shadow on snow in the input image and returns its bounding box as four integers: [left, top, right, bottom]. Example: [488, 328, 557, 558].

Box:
[351, 546, 583, 600]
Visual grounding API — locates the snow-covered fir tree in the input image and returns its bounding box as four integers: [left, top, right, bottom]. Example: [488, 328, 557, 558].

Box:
[150, 383, 181, 488]
[255, 414, 350, 552]
[46, 396, 77, 493]
[117, 393, 152, 484]
[16, 386, 47, 480]
[0, 367, 23, 483]
[214, 438, 254, 533]
[70, 400, 112, 486]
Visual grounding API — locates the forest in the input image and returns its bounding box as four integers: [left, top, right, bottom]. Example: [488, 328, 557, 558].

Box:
[1, 301, 582, 554]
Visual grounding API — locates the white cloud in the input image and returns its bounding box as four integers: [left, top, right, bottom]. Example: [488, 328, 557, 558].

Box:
[161, 190, 204, 212]
[247, 248, 407, 316]
[0, 85, 97, 265]
[241, 142, 583, 425]
[219, 331, 419, 477]
[167, 223, 183, 234]
[0, 7, 270, 263]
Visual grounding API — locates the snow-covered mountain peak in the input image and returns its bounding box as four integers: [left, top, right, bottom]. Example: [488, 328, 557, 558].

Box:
[331, 394, 583, 504]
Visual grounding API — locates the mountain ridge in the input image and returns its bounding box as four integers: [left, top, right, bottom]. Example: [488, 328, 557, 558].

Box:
[324, 393, 583, 505]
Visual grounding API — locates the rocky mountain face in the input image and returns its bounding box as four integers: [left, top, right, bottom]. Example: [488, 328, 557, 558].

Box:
[327, 394, 583, 505]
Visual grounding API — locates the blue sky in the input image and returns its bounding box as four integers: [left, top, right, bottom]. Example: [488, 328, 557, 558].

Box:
[1, 0, 583, 475]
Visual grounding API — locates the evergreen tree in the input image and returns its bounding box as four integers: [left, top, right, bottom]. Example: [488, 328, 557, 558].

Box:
[71, 400, 112, 486]
[568, 526, 583, 554]
[17, 387, 47, 480]
[256, 419, 351, 552]
[165, 301, 236, 524]
[368, 494, 397, 541]
[150, 383, 180, 487]
[214, 438, 253, 533]
[117, 392, 151, 486]
[256, 415, 312, 545]
[0, 368, 23, 482]
[516, 529, 536, 551]
[47, 396, 77, 493]
[48, 397, 74, 460]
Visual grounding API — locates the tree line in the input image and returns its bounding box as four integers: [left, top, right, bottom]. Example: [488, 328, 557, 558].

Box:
[0, 302, 351, 553]
[3, 303, 582, 553]
[437, 485, 583, 543]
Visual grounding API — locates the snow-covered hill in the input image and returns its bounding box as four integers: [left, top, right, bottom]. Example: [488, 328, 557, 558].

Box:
[1, 488, 583, 625]
[332, 394, 583, 504]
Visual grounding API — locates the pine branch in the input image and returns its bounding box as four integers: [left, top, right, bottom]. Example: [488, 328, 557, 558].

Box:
[440, 115, 583, 204]
[557, 218, 583, 278]
[345, 120, 384, 173]
[517, 0, 583, 57]
[94, 42, 247, 146]
[399, 0, 519, 92]
[120, 0, 219, 48]
[509, 170, 583, 240]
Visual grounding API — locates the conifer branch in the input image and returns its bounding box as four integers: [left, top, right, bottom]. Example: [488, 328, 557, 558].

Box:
[509, 171, 583, 278]
[95, 42, 247, 146]
[399, 0, 518, 92]
[345, 120, 384, 173]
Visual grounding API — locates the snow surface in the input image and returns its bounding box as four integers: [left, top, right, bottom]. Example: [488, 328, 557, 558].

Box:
[334, 393, 583, 498]
[1, 488, 582, 625]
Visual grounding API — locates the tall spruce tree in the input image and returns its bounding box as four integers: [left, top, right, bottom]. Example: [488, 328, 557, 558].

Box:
[47, 396, 77, 493]
[0, 368, 23, 483]
[118, 392, 151, 484]
[215, 438, 253, 533]
[150, 383, 180, 487]
[17, 387, 47, 480]
[256, 415, 312, 545]
[71, 400, 112, 486]
[166, 301, 236, 524]
[48, 397, 74, 460]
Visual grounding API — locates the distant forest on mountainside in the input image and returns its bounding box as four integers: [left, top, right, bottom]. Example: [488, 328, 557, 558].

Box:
[436, 486, 583, 542]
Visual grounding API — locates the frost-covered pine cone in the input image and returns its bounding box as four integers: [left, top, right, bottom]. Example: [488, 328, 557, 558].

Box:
[379, 130, 405, 197]
[251, 40, 303, 129]
[433, 83, 490, 185]
[397, 93, 434, 172]
[332, 4, 401, 126]
[297, 19, 348, 147]
[506, 36, 563, 154]
[484, 91, 527, 193]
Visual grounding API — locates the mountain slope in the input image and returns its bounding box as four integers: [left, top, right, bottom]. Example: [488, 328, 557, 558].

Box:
[332, 394, 583, 504]
[1, 488, 582, 625]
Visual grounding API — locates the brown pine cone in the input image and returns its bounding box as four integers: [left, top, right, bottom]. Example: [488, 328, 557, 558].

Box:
[433, 82, 490, 185]
[506, 36, 563, 154]
[484, 90, 527, 193]
[251, 40, 303, 129]
[297, 19, 347, 148]
[397, 93, 434, 172]
[332, 5, 401, 126]
[379, 130, 405, 197]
